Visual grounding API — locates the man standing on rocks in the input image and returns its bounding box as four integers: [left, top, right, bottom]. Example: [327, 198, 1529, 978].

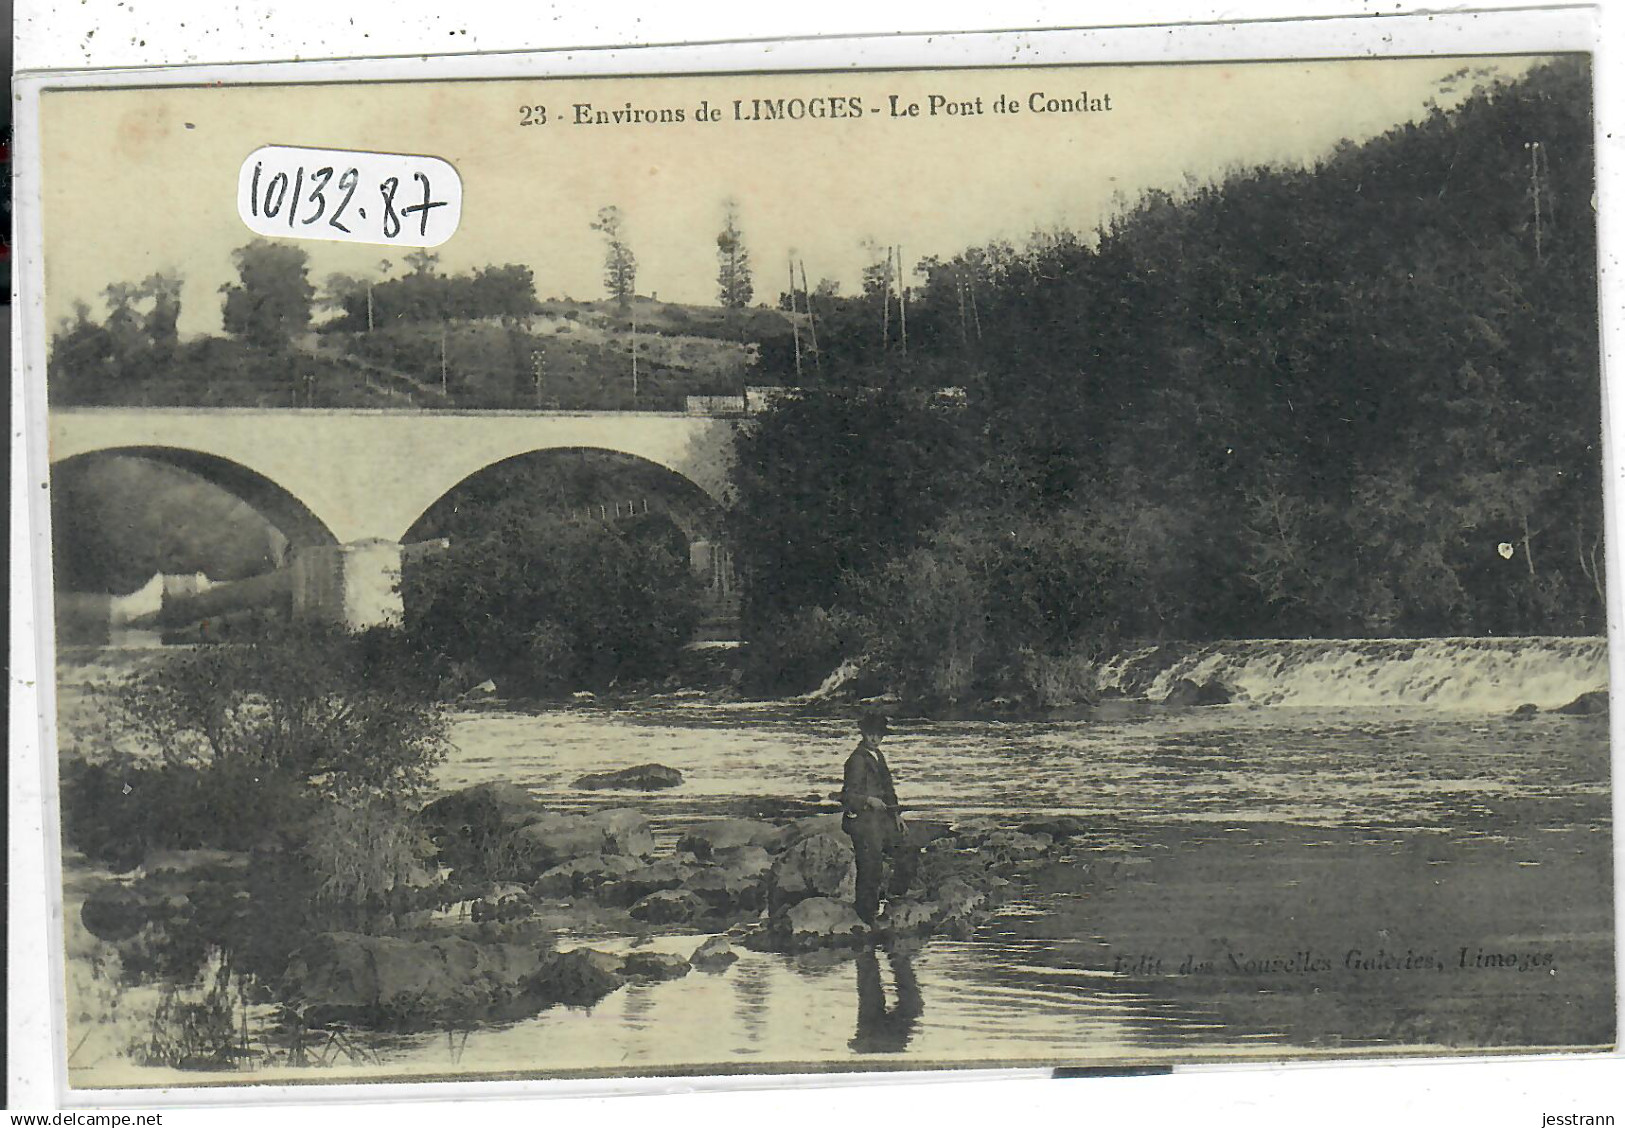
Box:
[841, 711, 908, 924]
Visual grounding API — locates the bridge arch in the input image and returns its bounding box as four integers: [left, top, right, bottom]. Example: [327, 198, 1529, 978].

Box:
[50, 447, 348, 643]
[402, 445, 726, 548]
[401, 445, 738, 618]
[51, 446, 341, 555]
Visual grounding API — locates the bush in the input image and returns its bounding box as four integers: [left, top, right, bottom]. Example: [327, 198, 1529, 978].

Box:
[402, 510, 704, 695]
[301, 799, 436, 928]
[847, 514, 1124, 707]
[112, 624, 449, 802]
[61, 625, 450, 867]
[1011, 649, 1102, 709]
[741, 605, 853, 696]
[849, 547, 988, 706]
[60, 758, 316, 865]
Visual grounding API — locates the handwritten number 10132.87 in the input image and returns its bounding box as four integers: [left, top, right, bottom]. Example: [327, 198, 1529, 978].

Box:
[247, 162, 449, 239]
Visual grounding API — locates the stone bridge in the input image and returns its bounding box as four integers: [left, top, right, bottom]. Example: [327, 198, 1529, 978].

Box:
[49, 407, 738, 628]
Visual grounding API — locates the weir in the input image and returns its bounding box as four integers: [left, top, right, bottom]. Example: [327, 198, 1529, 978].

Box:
[1095, 637, 1610, 711]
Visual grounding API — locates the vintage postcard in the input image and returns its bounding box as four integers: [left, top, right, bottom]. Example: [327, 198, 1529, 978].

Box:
[23, 43, 1614, 1093]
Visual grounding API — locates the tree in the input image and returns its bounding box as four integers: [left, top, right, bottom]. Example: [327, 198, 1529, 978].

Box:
[591, 205, 637, 307]
[402, 506, 703, 694]
[141, 272, 183, 352]
[320, 272, 367, 317]
[469, 264, 541, 322]
[403, 249, 440, 276]
[219, 239, 315, 350]
[730, 57, 1601, 697]
[47, 300, 116, 400]
[102, 281, 147, 359]
[716, 199, 754, 308]
[62, 626, 449, 934]
[728, 387, 979, 691]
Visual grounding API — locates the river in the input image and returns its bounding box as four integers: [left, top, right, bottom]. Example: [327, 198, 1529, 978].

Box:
[59, 638, 1616, 1087]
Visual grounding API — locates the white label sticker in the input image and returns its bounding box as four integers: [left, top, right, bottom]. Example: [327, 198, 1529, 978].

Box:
[237, 145, 462, 248]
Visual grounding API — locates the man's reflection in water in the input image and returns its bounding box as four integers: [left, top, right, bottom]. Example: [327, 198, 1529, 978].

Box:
[849, 948, 924, 1053]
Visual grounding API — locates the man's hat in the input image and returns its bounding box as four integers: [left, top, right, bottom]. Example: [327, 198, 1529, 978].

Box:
[858, 711, 890, 736]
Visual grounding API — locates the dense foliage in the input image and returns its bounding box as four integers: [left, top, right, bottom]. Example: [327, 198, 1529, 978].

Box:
[220, 240, 316, 350]
[62, 627, 448, 867]
[592, 205, 638, 306]
[734, 59, 1602, 699]
[322, 258, 540, 330]
[113, 625, 448, 798]
[402, 504, 704, 695]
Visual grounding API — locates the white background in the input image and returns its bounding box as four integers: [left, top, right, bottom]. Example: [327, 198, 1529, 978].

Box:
[10, 1, 1625, 1123]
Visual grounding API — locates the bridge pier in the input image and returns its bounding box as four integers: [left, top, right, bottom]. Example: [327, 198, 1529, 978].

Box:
[689, 539, 737, 599]
[291, 539, 403, 629]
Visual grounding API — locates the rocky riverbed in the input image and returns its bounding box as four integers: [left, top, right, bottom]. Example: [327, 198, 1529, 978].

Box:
[74, 780, 1058, 1046]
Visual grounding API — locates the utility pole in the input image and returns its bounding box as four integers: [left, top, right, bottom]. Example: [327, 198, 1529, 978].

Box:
[799, 260, 820, 372]
[788, 254, 802, 380]
[1527, 140, 1547, 265]
[631, 305, 639, 404]
[372, 258, 392, 334]
[957, 270, 969, 347]
[884, 248, 897, 351]
[440, 320, 449, 397]
[897, 245, 908, 356]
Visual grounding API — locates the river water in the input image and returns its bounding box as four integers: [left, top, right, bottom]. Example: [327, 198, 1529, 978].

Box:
[60, 639, 1617, 1087]
[437, 696, 1609, 836]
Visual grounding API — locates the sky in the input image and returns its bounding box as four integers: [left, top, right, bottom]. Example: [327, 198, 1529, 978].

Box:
[39, 55, 1540, 338]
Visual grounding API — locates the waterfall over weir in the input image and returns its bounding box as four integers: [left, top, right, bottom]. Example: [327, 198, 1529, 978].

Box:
[1094, 636, 1610, 711]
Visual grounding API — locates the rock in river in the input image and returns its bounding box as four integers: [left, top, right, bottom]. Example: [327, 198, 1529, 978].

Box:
[778, 813, 846, 847]
[676, 818, 786, 858]
[933, 877, 988, 926]
[530, 853, 643, 899]
[875, 899, 939, 936]
[1554, 690, 1609, 716]
[1161, 677, 1233, 707]
[766, 833, 855, 911]
[1020, 815, 1091, 839]
[753, 896, 869, 952]
[971, 829, 1054, 868]
[81, 883, 181, 942]
[573, 763, 685, 791]
[508, 808, 655, 877]
[629, 888, 706, 924]
[419, 783, 548, 869]
[689, 934, 739, 971]
[599, 858, 703, 907]
[682, 864, 766, 912]
[620, 951, 692, 982]
[283, 932, 551, 1027]
[531, 947, 626, 1008]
